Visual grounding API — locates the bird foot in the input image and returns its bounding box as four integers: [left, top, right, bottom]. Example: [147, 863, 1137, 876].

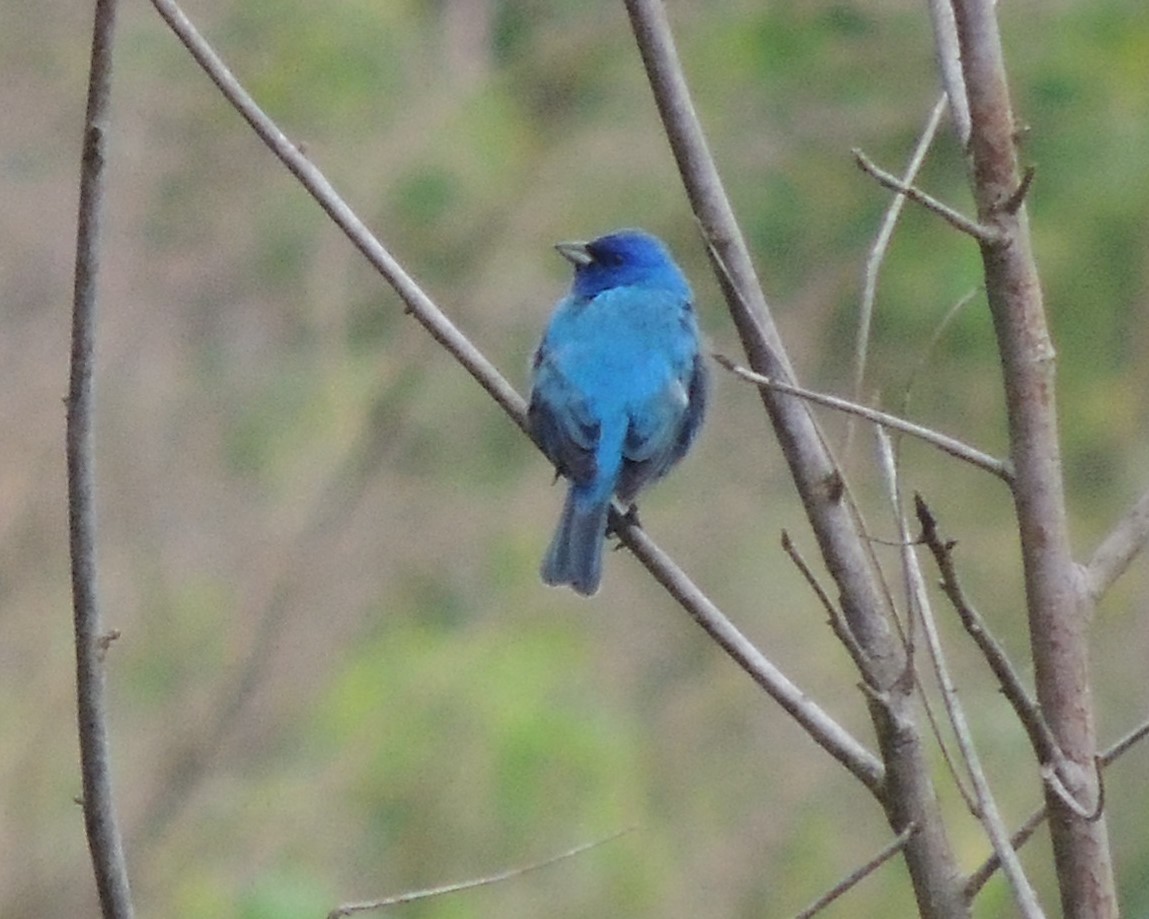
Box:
[608, 503, 642, 545]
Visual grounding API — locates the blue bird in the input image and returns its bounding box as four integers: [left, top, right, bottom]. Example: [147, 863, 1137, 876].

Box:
[528, 229, 707, 596]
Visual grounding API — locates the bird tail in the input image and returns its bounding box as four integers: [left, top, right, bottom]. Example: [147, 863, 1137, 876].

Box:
[540, 488, 610, 596]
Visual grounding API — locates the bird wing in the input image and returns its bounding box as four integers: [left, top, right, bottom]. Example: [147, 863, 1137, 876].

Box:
[528, 356, 599, 485]
[618, 351, 708, 502]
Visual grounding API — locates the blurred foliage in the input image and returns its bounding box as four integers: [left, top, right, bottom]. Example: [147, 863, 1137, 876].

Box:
[3, 0, 1149, 916]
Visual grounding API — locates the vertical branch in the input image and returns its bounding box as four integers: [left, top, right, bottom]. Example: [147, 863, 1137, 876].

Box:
[948, 0, 1116, 915]
[876, 434, 1046, 919]
[623, 2, 970, 916]
[850, 95, 947, 419]
[68, 1, 135, 917]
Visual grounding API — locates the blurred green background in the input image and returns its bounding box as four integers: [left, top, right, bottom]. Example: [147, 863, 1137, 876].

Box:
[3, 0, 1149, 916]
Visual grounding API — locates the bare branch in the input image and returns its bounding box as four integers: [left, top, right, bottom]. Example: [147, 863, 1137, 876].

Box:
[1083, 486, 1149, 602]
[328, 829, 633, 918]
[898, 288, 981, 419]
[792, 823, 916, 919]
[924, 0, 971, 144]
[715, 354, 1012, 483]
[616, 517, 885, 794]
[914, 495, 1060, 767]
[69, 2, 136, 917]
[781, 531, 873, 685]
[876, 433, 1046, 919]
[853, 148, 1000, 243]
[965, 716, 1149, 898]
[850, 95, 948, 425]
[1100, 715, 1149, 766]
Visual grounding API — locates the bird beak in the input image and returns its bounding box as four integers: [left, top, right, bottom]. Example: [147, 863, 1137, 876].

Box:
[554, 241, 593, 267]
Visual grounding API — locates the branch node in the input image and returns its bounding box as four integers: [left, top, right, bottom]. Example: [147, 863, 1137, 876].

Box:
[97, 629, 121, 660]
[852, 147, 1003, 245]
[1002, 165, 1036, 215]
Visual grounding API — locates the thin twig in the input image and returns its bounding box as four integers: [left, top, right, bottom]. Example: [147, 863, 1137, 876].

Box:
[69, 1, 135, 917]
[1002, 165, 1036, 215]
[1083, 485, 1149, 602]
[965, 716, 1149, 897]
[924, 0, 971, 144]
[915, 495, 1060, 766]
[914, 672, 978, 812]
[918, 494, 1102, 825]
[897, 288, 981, 420]
[781, 531, 872, 684]
[1100, 716, 1149, 766]
[876, 433, 1046, 919]
[328, 829, 633, 918]
[850, 94, 948, 433]
[792, 823, 916, 919]
[853, 148, 1001, 244]
[715, 354, 1012, 482]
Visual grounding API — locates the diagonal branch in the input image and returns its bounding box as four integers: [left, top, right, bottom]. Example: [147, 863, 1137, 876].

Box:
[69, 1, 136, 917]
[793, 823, 916, 919]
[853, 148, 1000, 244]
[715, 354, 1012, 482]
[915, 495, 1060, 767]
[781, 531, 872, 684]
[1083, 485, 1149, 602]
[328, 829, 633, 918]
[148, 0, 526, 430]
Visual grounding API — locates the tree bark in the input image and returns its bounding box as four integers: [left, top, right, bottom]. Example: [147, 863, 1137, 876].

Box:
[949, 1, 1117, 915]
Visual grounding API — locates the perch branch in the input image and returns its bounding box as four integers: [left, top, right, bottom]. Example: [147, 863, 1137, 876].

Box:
[616, 517, 885, 794]
[148, 0, 527, 429]
[69, 1, 136, 916]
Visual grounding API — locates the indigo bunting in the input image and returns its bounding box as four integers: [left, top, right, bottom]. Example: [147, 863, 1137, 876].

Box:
[528, 229, 707, 596]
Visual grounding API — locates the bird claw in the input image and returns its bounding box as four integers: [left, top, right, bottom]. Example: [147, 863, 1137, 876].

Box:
[609, 502, 642, 535]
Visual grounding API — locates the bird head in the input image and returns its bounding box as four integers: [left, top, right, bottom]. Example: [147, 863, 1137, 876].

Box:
[556, 229, 690, 300]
